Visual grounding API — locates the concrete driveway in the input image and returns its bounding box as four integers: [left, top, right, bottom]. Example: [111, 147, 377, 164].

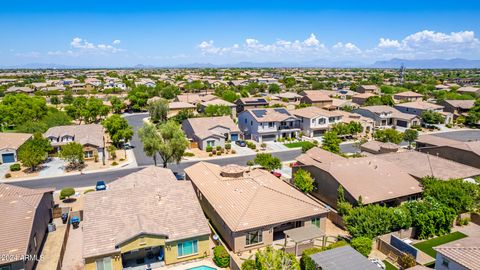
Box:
[232, 143, 255, 155]
[265, 142, 288, 151]
[39, 158, 66, 177]
[0, 163, 10, 179]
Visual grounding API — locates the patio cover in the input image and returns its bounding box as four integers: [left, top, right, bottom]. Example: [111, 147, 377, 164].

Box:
[284, 225, 325, 243]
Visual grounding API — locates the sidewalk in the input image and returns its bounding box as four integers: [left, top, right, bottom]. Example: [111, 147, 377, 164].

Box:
[1, 149, 138, 183]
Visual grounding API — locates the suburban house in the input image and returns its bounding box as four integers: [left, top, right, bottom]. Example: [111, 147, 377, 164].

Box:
[0, 133, 32, 163]
[352, 92, 375, 106]
[416, 134, 480, 169]
[439, 100, 475, 119]
[353, 105, 421, 128]
[185, 162, 329, 253]
[175, 93, 217, 105]
[5, 86, 35, 94]
[274, 92, 302, 102]
[83, 167, 211, 270]
[433, 236, 480, 270]
[357, 85, 380, 94]
[290, 106, 343, 137]
[360, 141, 399, 154]
[309, 246, 380, 270]
[456, 86, 480, 97]
[198, 99, 236, 116]
[294, 147, 422, 209]
[235, 97, 269, 114]
[0, 184, 54, 270]
[375, 151, 480, 180]
[336, 110, 375, 135]
[393, 91, 423, 103]
[394, 101, 452, 124]
[299, 90, 334, 109]
[182, 116, 240, 150]
[166, 101, 196, 117]
[134, 78, 156, 88]
[44, 124, 105, 160]
[238, 108, 301, 142]
[331, 98, 359, 110]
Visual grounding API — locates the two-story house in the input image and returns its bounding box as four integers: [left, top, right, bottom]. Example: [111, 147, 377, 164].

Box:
[394, 101, 452, 124]
[238, 108, 301, 142]
[353, 105, 420, 128]
[290, 107, 343, 137]
[235, 97, 269, 114]
[298, 90, 334, 109]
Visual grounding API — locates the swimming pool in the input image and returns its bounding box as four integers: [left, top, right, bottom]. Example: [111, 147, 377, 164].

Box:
[187, 266, 216, 270]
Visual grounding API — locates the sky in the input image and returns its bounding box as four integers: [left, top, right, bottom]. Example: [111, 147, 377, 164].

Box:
[1, 0, 480, 67]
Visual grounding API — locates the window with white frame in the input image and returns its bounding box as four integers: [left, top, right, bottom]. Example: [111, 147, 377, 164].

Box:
[245, 230, 263, 246]
[177, 240, 198, 257]
[96, 257, 112, 270]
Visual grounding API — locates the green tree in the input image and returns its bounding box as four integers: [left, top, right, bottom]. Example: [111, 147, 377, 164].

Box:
[0, 94, 48, 127]
[156, 121, 189, 168]
[59, 142, 84, 167]
[350, 237, 372, 257]
[403, 129, 419, 148]
[204, 104, 232, 117]
[321, 131, 341, 153]
[42, 110, 72, 128]
[399, 253, 416, 269]
[102, 115, 134, 147]
[268, 84, 281, 94]
[364, 95, 394, 106]
[254, 153, 282, 171]
[331, 121, 363, 136]
[160, 85, 180, 99]
[301, 141, 316, 153]
[213, 245, 230, 268]
[373, 128, 403, 144]
[421, 110, 445, 124]
[50, 96, 60, 105]
[241, 258, 257, 270]
[60, 187, 75, 200]
[17, 133, 52, 171]
[128, 86, 149, 111]
[293, 169, 314, 193]
[83, 97, 110, 123]
[62, 92, 74, 104]
[172, 109, 195, 123]
[221, 89, 239, 103]
[138, 123, 161, 166]
[148, 99, 169, 123]
[255, 247, 300, 270]
[109, 96, 125, 114]
[17, 121, 49, 133]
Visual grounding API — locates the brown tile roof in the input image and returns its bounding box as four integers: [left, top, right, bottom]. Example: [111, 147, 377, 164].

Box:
[290, 106, 343, 119]
[297, 147, 346, 167]
[0, 133, 32, 150]
[298, 148, 422, 204]
[185, 162, 328, 232]
[245, 108, 298, 122]
[200, 99, 235, 107]
[443, 99, 475, 110]
[416, 134, 480, 156]
[83, 167, 210, 259]
[168, 101, 196, 110]
[353, 93, 375, 99]
[393, 91, 423, 98]
[44, 124, 104, 148]
[300, 90, 333, 102]
[376, 151, 480, 179]
[395, 101, 444, 110]
[434, 236, 480, 269]
[183, 116, 239, 139]
[0, 184, 53, 264]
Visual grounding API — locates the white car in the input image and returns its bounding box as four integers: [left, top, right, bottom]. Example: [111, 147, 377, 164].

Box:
[369, 258, 385, 269]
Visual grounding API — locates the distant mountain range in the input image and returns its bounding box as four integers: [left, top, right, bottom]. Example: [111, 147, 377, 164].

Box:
[2, 58, 480, 69]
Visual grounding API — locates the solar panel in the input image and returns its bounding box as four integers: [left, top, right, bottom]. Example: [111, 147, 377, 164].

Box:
[252, 109, 267, 118]
[274, 108, 289, 115]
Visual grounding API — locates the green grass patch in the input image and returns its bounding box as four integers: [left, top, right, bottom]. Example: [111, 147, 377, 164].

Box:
[383, 260, 398, 270]
[284, 141, 312, 148]
[413, 231, 467, 258]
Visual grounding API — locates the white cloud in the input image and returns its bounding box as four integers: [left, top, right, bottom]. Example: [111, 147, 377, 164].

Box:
[48, 37, 124, 56]
[332, 42, 362, 55]
[113, 39, 121, 45]
[378, 38, 401, 49]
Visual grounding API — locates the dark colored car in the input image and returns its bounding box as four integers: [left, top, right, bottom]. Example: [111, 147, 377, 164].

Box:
[271, 171, 282, 178]
[95, 181, 107, 191]
[173, 172, 185, 180]
[235, 140, 247, 147]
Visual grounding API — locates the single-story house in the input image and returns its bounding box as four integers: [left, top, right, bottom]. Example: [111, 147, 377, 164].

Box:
[434, 236, 480, 270]
[299, 90, 334, 109]
[439, 100, 476, 119]
[309, 245, 380, 270]
[235, 97, 269, 114]
[175, 93, 217, 105]
[274, 92, 302, 102]
[357, 85, 380, 94]
[353, 105, 421, 129]
[185, 162, 329, 253]
[83, 167, 211, 270]
[416, 134, 480, 169]
[5, 86, 35, 94]
[0, 184, 54, 270]
[0, 133, 32, 163]
[294, 147, 422, 209]
[456, 86, 480, 97]
[182, 116, 240, 150]
[375, 151, 480, 180]
[44, 124, 105, 160]
[360, 141, 399, 154]
[352, 93, 375, 106]
[166, 101, 196, 117]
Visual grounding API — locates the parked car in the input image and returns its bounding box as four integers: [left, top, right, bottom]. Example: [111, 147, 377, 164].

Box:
[173, 172, 185, 180]
[271, 171, 282, 178]
[95, 181, 107, 191]
[235, 140, 247, 147]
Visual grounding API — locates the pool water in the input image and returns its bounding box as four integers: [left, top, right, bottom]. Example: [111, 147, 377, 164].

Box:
[188, 266, 216, 270]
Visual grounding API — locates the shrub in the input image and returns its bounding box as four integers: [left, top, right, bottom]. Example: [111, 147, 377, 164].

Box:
[84, 189, 95, 194]
[119, 158, 125, 161]
[216, 145, 222, 151]
[301, 141, 315, 153]
[183, 152, 195, 157]
[457, 217, 470, 226]
[260, 142, 267, 149]
[206, 146, 213, 152]
[209, 153, 213, 157]
[10, 163, 21, 171]
[300, 247, 322, 270]
[60, 187, 75, 200]
[213, 245, 230, 268]
[350, 237, 372, 257]
[111, 161, 119, 166]
[225, 143, 231, 150]
[241, 258, 256, 270]
[216, 151, 221, 156]
[399, 253, 416, 269]
[5, 173, 11, 178]
[212, 149, 217, 154]
[231, 149, 236, 154]
[294, 168, 314, 193]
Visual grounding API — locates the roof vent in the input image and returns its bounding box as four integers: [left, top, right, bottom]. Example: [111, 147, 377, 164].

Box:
[220, 164, 245, 178]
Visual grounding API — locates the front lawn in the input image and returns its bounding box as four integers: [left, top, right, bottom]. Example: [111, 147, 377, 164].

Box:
[284, 141, 313, 148]
[413, 231, 467, 258]
[383, 260, 398, 270]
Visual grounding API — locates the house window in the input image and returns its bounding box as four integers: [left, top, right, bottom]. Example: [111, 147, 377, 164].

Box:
[0, 266, 11, 270]
[245, 230, 263, 246]
[311, 217, 321, 228]
[96, 257, 112, 270]
[244, 118, 247, 124]
[207, 140, 215, 147]
[84, 150, 94, 158]
[442, 257, 449, 267]
[268, 122, 274, 128]
[328, 117, 335, 122]
[250, 121, 253, 126]
[177, 240, 198, 257]
[318, 118, 325, 125]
